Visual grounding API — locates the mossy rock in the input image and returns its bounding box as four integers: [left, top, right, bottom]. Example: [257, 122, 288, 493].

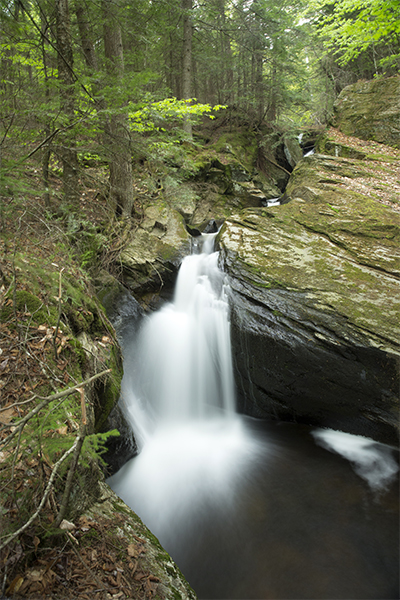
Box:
[316, 136, 367, 160]
[0, 289, 57, 325]
[219, 150, 400, 443]
[211, 131, 258, 174]
[332, 76, 400, 148]
[83, 483, 197, 600]
[120, 203, 191, 297]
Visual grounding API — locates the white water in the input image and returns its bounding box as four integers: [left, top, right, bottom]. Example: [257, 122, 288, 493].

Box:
[108, 234, 264, 550]
[312, 428, 398, 491]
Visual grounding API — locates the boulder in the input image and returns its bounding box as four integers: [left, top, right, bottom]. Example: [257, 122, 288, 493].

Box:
[82, 482, 197, 600]
[219, 144, 400, 445]
[283, 134, 304, 168]
[120, 204, 191, 300]
[332, 76, 400, 147]
[186, 145, 281, 227]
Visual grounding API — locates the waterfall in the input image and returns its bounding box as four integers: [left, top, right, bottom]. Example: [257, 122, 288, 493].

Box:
[107, 233, 398, 600]
[108, 234, 262, 553]
[136, 234, 235, 428]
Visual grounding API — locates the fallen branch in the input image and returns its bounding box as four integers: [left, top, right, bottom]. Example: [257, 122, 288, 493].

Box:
[53, 424, 86, 529]
[0, 369, 111, 449]
[0, 437, 78, 552]
[54, 386, 87, 529]
[263, 155, 291, 175]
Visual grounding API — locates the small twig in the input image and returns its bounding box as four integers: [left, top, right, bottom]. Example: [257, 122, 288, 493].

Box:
[0, 369, 111, 449]
[0, 396, 35, 412]
[53, 267, 65, 361]
[1, 562, 7, 596]
[23, 128, 61, 161]
[151, 262, 164, 289]
[10, 425, 23, 502]
[0, 437, 78, 551]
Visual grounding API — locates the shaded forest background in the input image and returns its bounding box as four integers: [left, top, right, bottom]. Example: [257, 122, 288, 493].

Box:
[1, 0, 399, 216]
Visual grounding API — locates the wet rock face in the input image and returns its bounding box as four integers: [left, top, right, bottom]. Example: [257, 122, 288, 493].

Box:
[227, 277, 399, 445]
[219, 146, 400, 445]
[332, 76, 400, 147]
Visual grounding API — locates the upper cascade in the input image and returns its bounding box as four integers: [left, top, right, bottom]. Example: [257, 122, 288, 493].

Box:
[119, 232, 236, 448]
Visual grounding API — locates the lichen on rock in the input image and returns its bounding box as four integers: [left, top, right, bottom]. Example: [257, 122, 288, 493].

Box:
[219, 136, 400, 444]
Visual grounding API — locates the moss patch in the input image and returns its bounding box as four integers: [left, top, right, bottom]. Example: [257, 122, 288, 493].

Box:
[220, 148, 400, 347]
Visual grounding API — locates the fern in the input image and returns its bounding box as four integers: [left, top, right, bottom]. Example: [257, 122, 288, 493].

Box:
[81, 430, 121, 467]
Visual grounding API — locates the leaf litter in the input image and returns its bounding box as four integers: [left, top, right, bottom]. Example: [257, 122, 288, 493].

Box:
[0, 170, 167, 599]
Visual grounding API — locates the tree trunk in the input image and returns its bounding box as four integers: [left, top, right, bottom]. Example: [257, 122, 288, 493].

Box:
[182, 0, 192, 139]
[40, 13, 51, 209]
[267, 61, 277, 122]
[217, 0, 233, 105]
[55, 0, 80, 208]
[75, 1, 98, 71]
[102, 0, 134, 218]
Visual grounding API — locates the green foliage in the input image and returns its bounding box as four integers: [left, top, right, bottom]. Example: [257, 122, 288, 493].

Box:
[65, 214, 109, 270]
[82, 430, 120, 467]
[128, 97, 226, 134]
[307, 0, 400, 71]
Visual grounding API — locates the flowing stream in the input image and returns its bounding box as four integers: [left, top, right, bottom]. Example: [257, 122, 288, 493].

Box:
[108, 235, 399, 600]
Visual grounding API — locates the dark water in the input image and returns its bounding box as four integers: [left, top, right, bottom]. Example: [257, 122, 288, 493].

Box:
[110, 417, 399, 600]
[169, 420, 399, 600]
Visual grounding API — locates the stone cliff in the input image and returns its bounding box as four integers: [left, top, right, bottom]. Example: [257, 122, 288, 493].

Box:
[219, 130, 399, 443]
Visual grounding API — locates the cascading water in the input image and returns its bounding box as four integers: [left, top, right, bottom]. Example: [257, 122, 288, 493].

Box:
[131, 233, 235, 430]
[108, 234, 264, 559]
[108, 234, 399, 600]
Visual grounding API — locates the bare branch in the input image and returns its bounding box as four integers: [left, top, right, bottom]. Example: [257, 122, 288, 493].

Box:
[54, 385, 88, 528]
[0, 369, 111, 449]
[53, 424, 86, 528]
[0, 437, 78, 551]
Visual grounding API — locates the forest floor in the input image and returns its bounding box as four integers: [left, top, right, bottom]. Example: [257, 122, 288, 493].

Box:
[0, 164, 169, 599]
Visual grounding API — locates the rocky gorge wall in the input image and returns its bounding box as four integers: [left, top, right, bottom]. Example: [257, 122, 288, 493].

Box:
[219, 140, 399, 443]
[332, 75, 400, 147]
[218, 77, 400, 444]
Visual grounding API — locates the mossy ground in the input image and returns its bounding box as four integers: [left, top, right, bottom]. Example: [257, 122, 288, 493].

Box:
[0, 168, 128, 597]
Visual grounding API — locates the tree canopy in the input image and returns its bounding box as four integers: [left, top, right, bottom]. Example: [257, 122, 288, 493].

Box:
[0, 0, 399, 215]
[308, 0, 400, 71]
